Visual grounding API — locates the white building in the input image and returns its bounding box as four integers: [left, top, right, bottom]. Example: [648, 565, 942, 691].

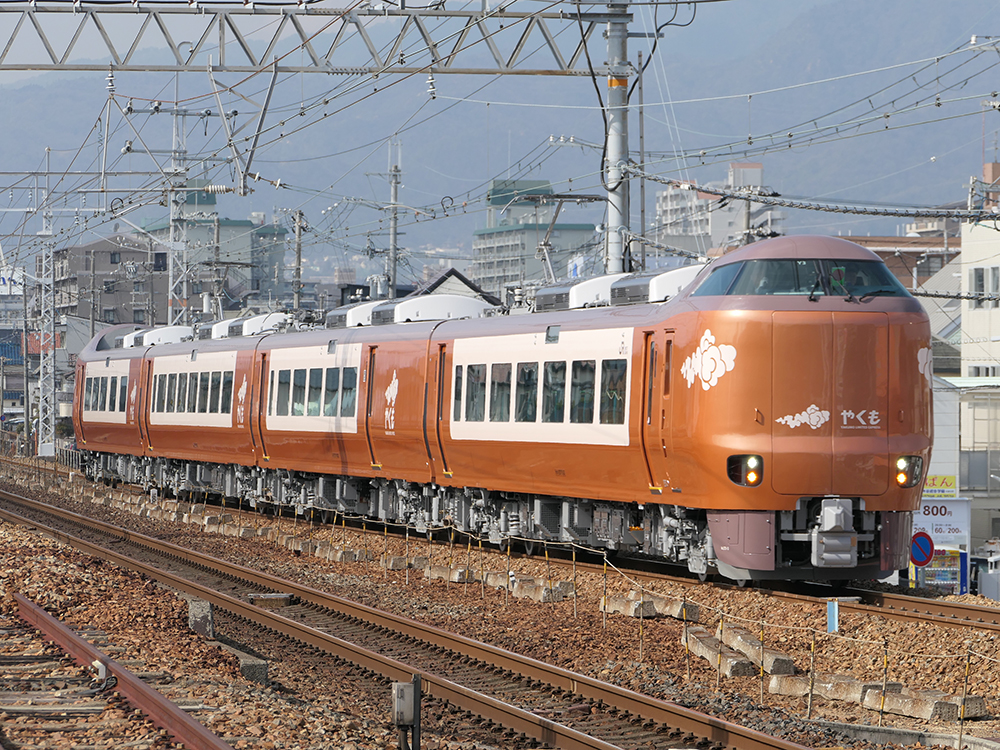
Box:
[654, 162, 785, 255]
[947, 162, 1000, 548]
[469, 180, 600, 298]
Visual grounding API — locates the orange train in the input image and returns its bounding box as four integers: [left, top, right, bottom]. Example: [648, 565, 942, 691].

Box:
[74, 235, 932, 582]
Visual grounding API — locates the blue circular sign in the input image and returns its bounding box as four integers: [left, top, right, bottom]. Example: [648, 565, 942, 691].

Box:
[911, 531, 934, 567]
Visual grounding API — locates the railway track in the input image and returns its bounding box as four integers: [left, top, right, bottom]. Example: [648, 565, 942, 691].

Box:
[0, 487, 813, 750]
[9, 458, 999, 635]
[3, 597, 228, 750]
[9, 460, 1000, 635]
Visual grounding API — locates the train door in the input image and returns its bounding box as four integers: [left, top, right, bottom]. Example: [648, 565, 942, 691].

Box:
[639, 330, 673, 493]
[419, 330, 452, 483]
[73, 363, 87, 446]
[250, 350, 270, 463]
[655, 332, 674, 488]
[434, 343, 452, 478]
[137, 358, 154, 452]
[364, 346, 380, 469]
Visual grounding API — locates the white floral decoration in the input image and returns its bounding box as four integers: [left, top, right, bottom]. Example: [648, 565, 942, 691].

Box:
[775, 404, 830, 430]
[917, 346, 933, 384]
[680, 329, 737, 391]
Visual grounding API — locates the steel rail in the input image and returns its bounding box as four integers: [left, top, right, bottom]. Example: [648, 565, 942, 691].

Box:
[10, 473, 1000, 635]
[819, 589, 1000, 631]
[556, 560, 1000, 635]
[0, 491, 809, 750]
[13, 592, 232, 750]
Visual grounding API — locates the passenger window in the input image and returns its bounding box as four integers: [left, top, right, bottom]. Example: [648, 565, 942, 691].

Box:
[490, 363, 511, 422]
[292, 369, 306, 416]
[340, 367, 358, 417]
[155, 374, 166, 412]
[465, 365, 486, 422]
[198, 372, 210, 413]
[85, 378, 93, 411]
[268, 373, 275, 417]
[187, 373, 199, 413]
[600, 359, 627, 425]
[453, 365, 463, 421]
[276, 369, 291, 416]
[108, 377, 118, 413]
[515, 363, 537, 423]
[570, 360, 595, 423]
[209, 372, 222, 413]
[542, 361, 566, 423]
[307, 368, 323, 416]
[221, 372, 234, 413]
[176, 374, 188, 413]
[166, 373, 177, 413]
[323, 368, 340, 416]
[99, 377, 109, 411]
[119, 376, 128, 412]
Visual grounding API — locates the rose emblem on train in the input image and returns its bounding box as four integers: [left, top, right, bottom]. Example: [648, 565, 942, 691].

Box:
[680, 329, 737, 390]
[775, 404, 830, 430]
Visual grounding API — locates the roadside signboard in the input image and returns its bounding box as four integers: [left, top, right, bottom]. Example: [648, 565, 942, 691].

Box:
[910, 498, 971, 594]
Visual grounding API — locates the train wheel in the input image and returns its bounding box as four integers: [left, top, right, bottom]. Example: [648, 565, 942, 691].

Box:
[523, 540, 536, 556]
[697, 571, 709, 583]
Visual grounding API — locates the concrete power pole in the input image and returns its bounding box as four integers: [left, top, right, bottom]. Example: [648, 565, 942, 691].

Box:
[213, 215, 222, 319]
[637, 49, 646, 272]
[604, 0, 630, 275]
[89, 250, 96, 338]
[293, 211, 303, 310]
[388, 163, 400, 299]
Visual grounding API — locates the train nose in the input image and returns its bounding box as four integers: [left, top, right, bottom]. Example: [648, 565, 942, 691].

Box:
[770, 311, 889, 496]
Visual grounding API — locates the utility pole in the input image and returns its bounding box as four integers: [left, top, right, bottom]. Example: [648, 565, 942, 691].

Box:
[388, 163, 401, 299]
[213, 215, 222, 318]
[89, 249, 96, 338]
[605, 0, 630, 274]
[167, 70, 191, 326]
[36, 145, 55, 459]
[21, 276, 30, 454]
[637, 49, 646, 272]
[37, 239, 55, 457]
[744, 196, 754, 246]
[1, 356, 7, 423]
[293, 211, 303, 310]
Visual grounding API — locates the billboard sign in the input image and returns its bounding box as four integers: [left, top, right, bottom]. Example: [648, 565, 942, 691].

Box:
[923, 474, 959, 499]
[912, 498, 970, 552]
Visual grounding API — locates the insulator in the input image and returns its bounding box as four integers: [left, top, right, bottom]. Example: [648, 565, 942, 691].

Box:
[203, 185, 235, 194]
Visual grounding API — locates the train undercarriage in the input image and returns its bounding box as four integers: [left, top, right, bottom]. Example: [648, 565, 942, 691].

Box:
[85, 451, 907, 582]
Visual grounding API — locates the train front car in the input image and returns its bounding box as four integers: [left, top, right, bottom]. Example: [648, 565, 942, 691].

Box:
[651, 235, 932, 582]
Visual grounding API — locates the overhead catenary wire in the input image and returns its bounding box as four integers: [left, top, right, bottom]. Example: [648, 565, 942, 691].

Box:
[9, 0, 1000, 298]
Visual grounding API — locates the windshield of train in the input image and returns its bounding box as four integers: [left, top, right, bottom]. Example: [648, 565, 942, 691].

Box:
[690, 259, 911, 299]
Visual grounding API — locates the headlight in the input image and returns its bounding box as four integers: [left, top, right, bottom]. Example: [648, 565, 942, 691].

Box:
[728, 454, 764, 487]
[895, 455, 924, 488]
